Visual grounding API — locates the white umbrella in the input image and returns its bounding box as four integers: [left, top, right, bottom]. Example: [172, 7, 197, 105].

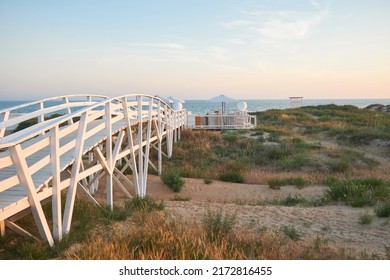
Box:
[209, 94, 237, 114]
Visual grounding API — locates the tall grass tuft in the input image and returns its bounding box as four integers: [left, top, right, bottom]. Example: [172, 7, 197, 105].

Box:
[219, 171, 244, 183]
[325, 177, 390, 207]
[268, 177, 306, 189]
[281, 225, 300, 241]
[359, 212, 373, 225]
[202, 209, 236, 242]
[161, 168, 185, 192]
[374, 200, 390, 217]
[125, 196, 165, 212]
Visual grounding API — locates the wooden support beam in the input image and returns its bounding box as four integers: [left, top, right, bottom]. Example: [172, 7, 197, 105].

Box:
[50, 126, 62, 241]
[9, 144, 54, 246]
[5, 220, 39, 241]
[105, 102, 114, 210]
[112, 176, 132, 199]
[63, 112, 88, 235]
[142, 99, 153, 197]
[0, 110, 10, 138]
[77, 178, 102, 207]
[93, 147, 111, 173]
[113, 167, 134, 188]
[112, 130, 125, 166]
[137, 97, 144, 196]
[0, 220, 5, 237]
[88, 153, 95, 194]
[122, 98, 140, 196]
[84, 170, 105, 192]
[158, 141, 162, 175]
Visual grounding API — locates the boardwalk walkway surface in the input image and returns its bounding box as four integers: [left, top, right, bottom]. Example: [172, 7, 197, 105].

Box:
[0, 94, 186, 246]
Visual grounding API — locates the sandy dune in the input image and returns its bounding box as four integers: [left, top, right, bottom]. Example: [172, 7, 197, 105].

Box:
[141, 175, 389, 259]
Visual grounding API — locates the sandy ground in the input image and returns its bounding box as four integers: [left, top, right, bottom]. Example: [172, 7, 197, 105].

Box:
[93, 174, 390, 259]
[103, 175, 390, 259]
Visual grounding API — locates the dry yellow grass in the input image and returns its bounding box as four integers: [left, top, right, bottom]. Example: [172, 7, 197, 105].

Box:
[65, 211, 362, 260]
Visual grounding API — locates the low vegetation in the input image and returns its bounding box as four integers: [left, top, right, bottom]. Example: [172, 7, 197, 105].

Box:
[268, 177, 306, 189]
[167, 104, 388, 186]
[374, 200, 390, 217]
[161, 168, 185, 192]
[359, 212, 373, 225]
[2, 104, 389, 260]
[325, 177, 390, 207]
[64, 211, 364, 260]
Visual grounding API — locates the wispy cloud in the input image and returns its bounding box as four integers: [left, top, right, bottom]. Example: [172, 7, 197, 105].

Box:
[228, 38, 247, 45]
[256, 12, 327, 39]
[222, 9, 328, 41]
[218, 20, 252, 29]
[340, 12, 353, 21]
[126, 42, 186, 50]
[309, 0, 319, 8]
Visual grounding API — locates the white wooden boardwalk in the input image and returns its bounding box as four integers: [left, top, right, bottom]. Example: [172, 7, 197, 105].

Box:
[0, 94, 186, 246]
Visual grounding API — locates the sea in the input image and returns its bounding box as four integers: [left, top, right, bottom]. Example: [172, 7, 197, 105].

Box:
[1, 99, 390, 115]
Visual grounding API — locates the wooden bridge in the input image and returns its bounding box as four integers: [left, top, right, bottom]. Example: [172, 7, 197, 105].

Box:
[0, 94, 186, 246]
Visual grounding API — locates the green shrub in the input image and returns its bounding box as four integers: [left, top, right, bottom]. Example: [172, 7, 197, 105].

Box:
[202, 209, 236, 242]
[292, 177, 306, 189]
[267, 146, 289, 160]
[325, 177, 390, 207]
[219, 171, 244, 183]
[222, 133, 239, 142]
[268, 177, 306, 189]
[14, 114, 65, 133]
[161, 169, 185, 192]
[172, 196, 191, 201]
[125, 196, 164, 212]
[268, 178, 284, 189]
[100, 205, 131, 221]
[203, 178, 213, 184]
[330, 159, 349, 173]
[359, 212, 373, 225]
[280, 195, 307, 206]
[282, 225, 300, 241]
[14, 118, 38, 132]
[374, 200, 390, 217]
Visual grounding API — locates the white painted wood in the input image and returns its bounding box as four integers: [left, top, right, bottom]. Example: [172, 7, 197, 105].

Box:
[78, 163, 103, 182]
[105, 102, 113, 210]
[112, 175, 132, 199]
[1, 93, 187, 244]
[62, 112, 88, 234]
[137, 97, 143, 196]
[0, 220, 4, 237]
[0, 155, 13, 169]
[141, 99, 153, 196]
[5, 220, 39, 241]
[72, 175, 101, 207]
[38, 101, 44, 124]
[62, 96, 74, 125]
[112, 130, 124, 167]
[9, 144, 54, 246]
[113, 166, 134, 188]
[84, 170, 104, 193]
[50, 126, 62, 241]
[0, 110, 10, 138]
[88, 153, 95, 194]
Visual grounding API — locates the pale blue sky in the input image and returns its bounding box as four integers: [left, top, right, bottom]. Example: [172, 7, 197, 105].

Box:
[0, 0, 389, 100]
